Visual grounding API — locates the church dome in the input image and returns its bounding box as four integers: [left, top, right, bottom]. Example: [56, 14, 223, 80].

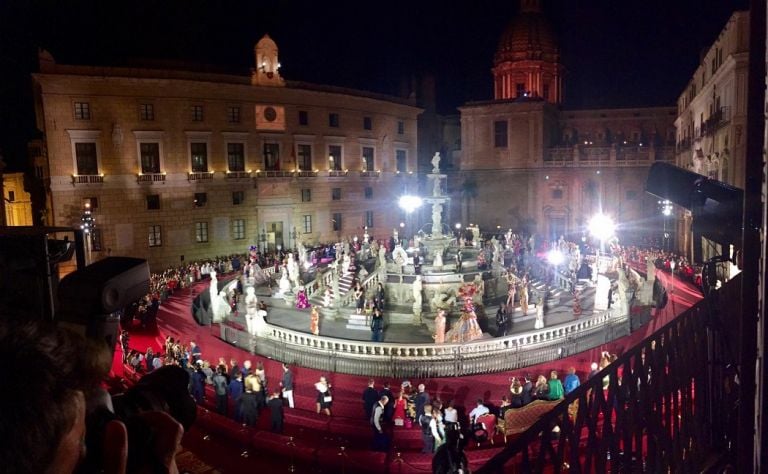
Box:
[494, 0, 559, 65]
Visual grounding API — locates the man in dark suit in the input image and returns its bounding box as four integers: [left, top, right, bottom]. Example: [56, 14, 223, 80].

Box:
[362, 379, 379, 420]
[267, 391, 284, 433]
[380, 381, 395, 422]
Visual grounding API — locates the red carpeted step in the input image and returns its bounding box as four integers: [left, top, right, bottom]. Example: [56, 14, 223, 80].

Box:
[284, 408, 332, 432]
[316, 447, 388, 474]
[195, 409, 253, 445]
[466, 447, 505, 471]
[388, 452, 435, 473]
[251, 431, 318, 465]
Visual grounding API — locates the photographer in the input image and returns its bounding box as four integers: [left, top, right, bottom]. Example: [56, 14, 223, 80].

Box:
[0, 320, 184, 474]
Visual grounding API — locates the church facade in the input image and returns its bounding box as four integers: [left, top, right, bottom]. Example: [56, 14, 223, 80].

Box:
[448, 0, 676, 244]
[32, 36, 421, 269]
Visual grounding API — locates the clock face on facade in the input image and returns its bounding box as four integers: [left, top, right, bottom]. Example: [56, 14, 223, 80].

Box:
[264, 106, 277, 122]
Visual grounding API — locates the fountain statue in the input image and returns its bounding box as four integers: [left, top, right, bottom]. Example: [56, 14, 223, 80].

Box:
[421, 152, 451, 264]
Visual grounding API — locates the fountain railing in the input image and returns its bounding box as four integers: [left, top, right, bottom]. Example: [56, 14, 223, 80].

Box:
[220, 304, 628, 378]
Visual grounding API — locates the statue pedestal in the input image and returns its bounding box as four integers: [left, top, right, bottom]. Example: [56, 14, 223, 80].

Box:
[282, 291, 296, 306]
[421, 237, 451, 264]
[319, 306, 338, 321]
[412, 303, 423, 325]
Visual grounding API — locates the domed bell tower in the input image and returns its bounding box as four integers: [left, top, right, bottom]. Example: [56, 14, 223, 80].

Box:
[492, 0, 563, 103]
[252, 34, 285, 87]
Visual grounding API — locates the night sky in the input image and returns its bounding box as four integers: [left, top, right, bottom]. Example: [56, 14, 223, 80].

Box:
[0, 0, 749, 171]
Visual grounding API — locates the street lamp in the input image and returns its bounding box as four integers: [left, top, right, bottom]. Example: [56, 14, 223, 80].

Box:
[80, 202, 95, 264]
[659, 200, 673, 251]
[588, 213, 615, 274]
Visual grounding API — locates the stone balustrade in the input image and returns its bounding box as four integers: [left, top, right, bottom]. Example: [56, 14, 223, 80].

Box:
[221, 304, 629, 378]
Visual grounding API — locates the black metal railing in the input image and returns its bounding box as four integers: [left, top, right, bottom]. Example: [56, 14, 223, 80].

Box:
[478, 274, 741, 473]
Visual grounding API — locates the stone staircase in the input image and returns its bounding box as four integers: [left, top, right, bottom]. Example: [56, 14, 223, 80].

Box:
[309, 272, 356, 307]
[345, 312, 370, 331]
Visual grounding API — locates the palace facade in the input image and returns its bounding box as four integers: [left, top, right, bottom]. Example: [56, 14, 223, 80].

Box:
[32, 36, 421, 269]
[674, 10, 749, 262]
[447, 0, 676, 243]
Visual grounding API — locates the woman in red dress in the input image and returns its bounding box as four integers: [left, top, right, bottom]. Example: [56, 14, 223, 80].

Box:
[393, 391, 407, 426]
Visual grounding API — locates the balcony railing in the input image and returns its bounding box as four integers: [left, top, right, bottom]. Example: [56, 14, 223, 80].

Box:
[296, 170, 319, 178]
[71, 174, 104, 185]
[359, 170, 380, 178]
[477, 274, 741, 473]
[187, 171, 214, 181]
[220, 300, 629, 379]
[254, 170, 294, 178]
[702, 105, 732, 136]
[226, 171, 251, 179]
[328, 170, 348, 177]
[136, 173, 166, 184]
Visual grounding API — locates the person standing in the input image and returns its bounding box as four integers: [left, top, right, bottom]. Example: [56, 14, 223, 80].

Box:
[362, 379, 379, 420]
[443, 399, 459, 432]
[496, 303, 509, 337]
[229, 371, 244, 421]
[119, 330, 130, 363]
[267, 391, 284, 433]
[189, 341, 202, 365]
[414, 383, 430, 420]
[212, 366, 229, 415]
[380, 381, 395, 422]
[419, 404, 435, 454]
[564, 367, 581, 395]
[374, 282, 386, 310]
[370, 308, 384, 342]
[241, 376, 260, 427]
[455, 249, 463, 273]
[315, 376, 332, 416]
[371, 395, 389, 452]
[280, 363, 295, 408]
[548, 370, 565, 400]
[354, 283, 365, 315]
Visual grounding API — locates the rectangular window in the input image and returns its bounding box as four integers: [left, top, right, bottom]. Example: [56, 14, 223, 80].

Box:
[75, 142, 98, 175]
[263, 143, 280, 170]
[397, 121, 405, 135]
[7, 191, 15, 202]
[516, 83, 525, 97]
[232, 190, 245, 205]
[332, 213, 342, 232]
[551, 189, 563, 199]
[146, 194, 160, 210]
[227, 106, 241, 124]
[140, 142, 161, 173]
[194, 192, 207, 207]
[140, 103, 154, 121]
[328, 145, 342, 170]
[297, 144, 312, 171]
[74, 102, 91, 120]
[626, 190, 638, 200]
[298, 110, 309, 126]
[332, 188, 341, 200]
[301, 188, 311, 202]
[191, 105, 204, 122]
[543, 84, 549, 100]
[227, 143, 245, 172]
[365, 210, 374, 228]
[83, 197, 98, 209]
[190, 142, 208, 172]
[363, 116, 372, 130]
[35, 165, 44, 178]
[364, 187, 373, 199]
[396, 149, 407, 172]
[149, 225, 162, 247]
[329, 113, 340, 128]
[303, 215, 312, 234]
[362, 146, 374, 171]
[233, 219, 246, 240]
[195, 222, 209, 243]
[494, 120, 508, 148]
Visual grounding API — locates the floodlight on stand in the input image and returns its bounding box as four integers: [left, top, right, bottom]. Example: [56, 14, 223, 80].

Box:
[398, 195, 423, 214]
[547, 249, 564, 266]
[588, 213, 615, 241]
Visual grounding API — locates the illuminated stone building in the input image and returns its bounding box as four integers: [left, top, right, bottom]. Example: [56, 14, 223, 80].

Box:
[674, 10, 749, 262]
[450, 0, 676, 242]
[32, 36, 421, 269]
[2, 172, 33, 226]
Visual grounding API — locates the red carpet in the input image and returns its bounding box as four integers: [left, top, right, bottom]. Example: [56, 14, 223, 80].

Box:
[111, 271, 700, 472]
